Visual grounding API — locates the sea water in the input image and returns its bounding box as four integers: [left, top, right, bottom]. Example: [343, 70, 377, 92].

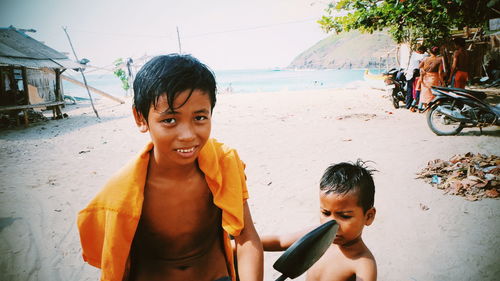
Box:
[62, 68, 373, 98]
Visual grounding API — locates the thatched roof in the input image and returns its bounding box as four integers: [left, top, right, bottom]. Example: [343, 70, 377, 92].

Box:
[0, 26, 81, 69]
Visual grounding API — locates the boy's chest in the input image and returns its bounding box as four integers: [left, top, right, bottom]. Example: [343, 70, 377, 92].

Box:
[134, 173, 222, 257]
[306, 247, 356, 281]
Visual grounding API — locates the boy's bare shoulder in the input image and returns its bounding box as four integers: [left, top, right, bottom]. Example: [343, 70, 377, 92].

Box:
[307, 244, 377, 281]
[352, 247, 377, 281]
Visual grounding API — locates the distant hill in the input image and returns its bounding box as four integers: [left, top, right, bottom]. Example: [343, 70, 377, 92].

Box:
[288, 31, 398, 69]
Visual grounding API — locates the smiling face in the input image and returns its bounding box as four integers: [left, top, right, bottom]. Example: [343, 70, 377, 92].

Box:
[133, 89, 212, 168]
[319, 190, 375, 246]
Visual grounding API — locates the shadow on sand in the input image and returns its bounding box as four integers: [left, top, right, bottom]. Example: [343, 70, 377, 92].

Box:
[458, 127, 500, 137]
[0, 101, 130, 140]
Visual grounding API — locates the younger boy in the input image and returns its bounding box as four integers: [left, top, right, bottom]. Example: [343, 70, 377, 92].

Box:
[77, 54, 263, 281]
[262, 161, 377, 281]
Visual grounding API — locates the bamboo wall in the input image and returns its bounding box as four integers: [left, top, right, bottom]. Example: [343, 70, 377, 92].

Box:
[26, 68, 56, 102]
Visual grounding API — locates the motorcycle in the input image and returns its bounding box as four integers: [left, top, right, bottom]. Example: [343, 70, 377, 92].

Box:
[383, 68, 407, 109]
[426, 86, 500, 135]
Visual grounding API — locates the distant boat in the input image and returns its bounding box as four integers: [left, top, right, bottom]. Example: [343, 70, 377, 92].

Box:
[363, 69, 388, 89]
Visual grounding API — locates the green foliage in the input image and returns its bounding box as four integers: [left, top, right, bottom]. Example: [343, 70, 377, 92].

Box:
[113, 58, 130, 91]
[319, 0, 492, 47]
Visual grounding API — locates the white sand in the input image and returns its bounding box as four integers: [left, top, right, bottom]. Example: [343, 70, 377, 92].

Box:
[0, 87, 499, 281]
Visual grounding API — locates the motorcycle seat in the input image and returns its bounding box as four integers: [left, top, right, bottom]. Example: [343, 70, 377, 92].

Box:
[432, 86, 487, 100]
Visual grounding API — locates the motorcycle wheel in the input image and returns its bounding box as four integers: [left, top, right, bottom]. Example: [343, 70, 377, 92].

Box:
[391, 92, 399, 109]
[426, 101, 465, 136]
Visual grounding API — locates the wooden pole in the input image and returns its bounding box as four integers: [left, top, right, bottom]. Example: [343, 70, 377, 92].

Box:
[55, 69, 61, 101]
[40, 68, 125, 104]
[62, 26, 100, 118]
[54, 69, 63, 117]
[60, 74, 125, 103]
[176, 26, 182, 54]
[21, 67, 29, 126]
[21, 67, 29, 105]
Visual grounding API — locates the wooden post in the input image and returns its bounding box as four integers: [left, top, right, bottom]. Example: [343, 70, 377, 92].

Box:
[177, 26, 182, 54]
[0, 67, 4, 99]
[62, 26, 100, 118]
[55, 69, 61, 101]
[386, 53, 389, 72]
[54, 69, 63, 118]
[60, 74, 125, 103]
[21, 67, 29, 105]
[40, 68, 124, 104]
[23, 109, 28, 126]
[21, 67, 30, 126]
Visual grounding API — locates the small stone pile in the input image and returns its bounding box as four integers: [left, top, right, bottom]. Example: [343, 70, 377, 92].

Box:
[417, 153, 500, 201]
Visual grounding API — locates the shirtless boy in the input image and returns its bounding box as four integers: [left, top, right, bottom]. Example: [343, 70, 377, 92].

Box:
[78, 54, 263, 281]
[448, 37, 469, 88]
[262, 161, 377, 281]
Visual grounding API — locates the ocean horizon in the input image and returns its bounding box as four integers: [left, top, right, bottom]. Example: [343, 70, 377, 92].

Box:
[62, 68, 385, 98]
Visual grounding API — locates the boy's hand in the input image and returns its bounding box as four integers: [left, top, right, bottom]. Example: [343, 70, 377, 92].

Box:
[234, 201, 263, 281]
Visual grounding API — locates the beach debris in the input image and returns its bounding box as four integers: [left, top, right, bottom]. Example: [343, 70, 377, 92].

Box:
[416, 153, 500, 200]
[47, 176, 58, 187]
[431, 175, 441, 184]
[79, 150, 91, 154]
[335, 113, 377, 121]
[419, 203, 430, 211]
[342, 138, 352, 142]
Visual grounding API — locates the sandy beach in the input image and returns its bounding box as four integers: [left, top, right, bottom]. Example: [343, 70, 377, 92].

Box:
[0, 86, 499, 281]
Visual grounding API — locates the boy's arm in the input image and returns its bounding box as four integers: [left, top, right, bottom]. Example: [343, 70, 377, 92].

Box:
[448, 52, 458, 84]
[234, 201, 263, 281]
[438, 58, 445, 86]
[261, 227, 314, 251]
[418, 60, 426, 78]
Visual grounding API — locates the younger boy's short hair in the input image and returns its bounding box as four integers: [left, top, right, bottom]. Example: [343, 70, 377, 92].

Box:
[133, 54, 217, 121]
[319, 160, 375, 212]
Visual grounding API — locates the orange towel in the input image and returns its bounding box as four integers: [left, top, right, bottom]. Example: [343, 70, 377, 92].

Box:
[77, 139, 249, 281]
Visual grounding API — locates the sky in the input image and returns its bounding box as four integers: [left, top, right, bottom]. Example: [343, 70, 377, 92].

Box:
[0, 0, 332, 71]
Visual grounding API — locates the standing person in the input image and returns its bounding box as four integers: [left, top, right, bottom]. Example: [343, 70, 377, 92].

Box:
[419, 46, 445, 109]
[262, 160, 377, 281]
[448, 37, 470, 88]
[77, 54, 263, 281]
[405, 45, 428, 110]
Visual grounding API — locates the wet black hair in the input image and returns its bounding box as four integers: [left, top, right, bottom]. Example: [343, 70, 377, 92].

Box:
[133, 54, 217, 121]
[319, 160, 376, 213]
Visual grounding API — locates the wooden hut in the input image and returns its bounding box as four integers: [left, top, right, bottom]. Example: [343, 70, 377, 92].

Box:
[0, 26, 81, 126]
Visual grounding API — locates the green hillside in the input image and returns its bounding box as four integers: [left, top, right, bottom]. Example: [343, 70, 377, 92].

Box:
[288, 31, 398, 69]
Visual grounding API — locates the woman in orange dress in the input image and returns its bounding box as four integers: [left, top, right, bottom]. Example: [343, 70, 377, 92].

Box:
[418, 46, 445, 108]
